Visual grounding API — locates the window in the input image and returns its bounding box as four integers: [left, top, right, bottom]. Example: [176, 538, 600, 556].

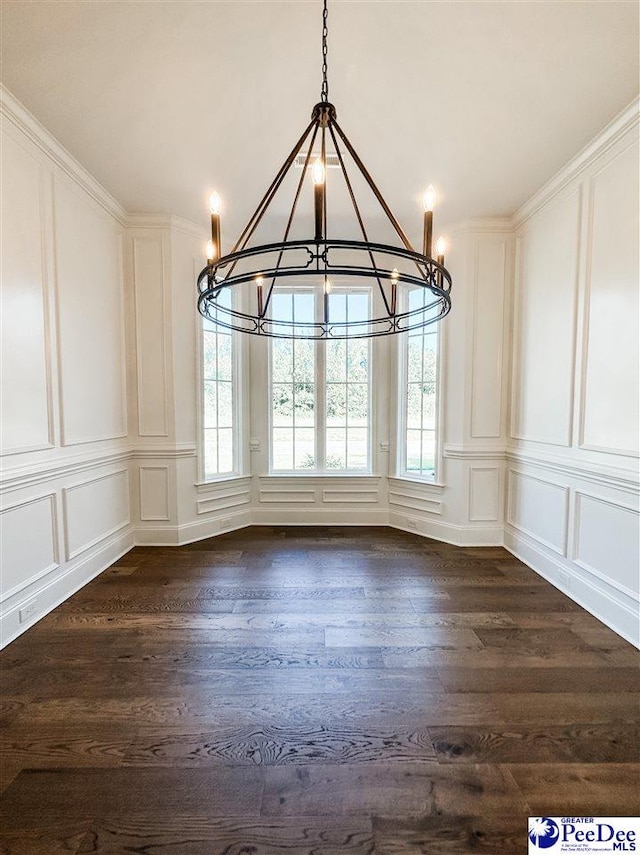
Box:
[202, 289, 235, 478]
[403, 288, 439, 478]
[270, 289, 371, 472]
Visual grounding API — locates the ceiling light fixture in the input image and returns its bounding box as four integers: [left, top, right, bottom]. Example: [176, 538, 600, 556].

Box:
[197, 0, 452, 339]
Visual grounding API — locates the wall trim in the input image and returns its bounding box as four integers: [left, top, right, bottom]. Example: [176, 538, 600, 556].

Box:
[504, 528, 639, 649]
[513, 96, 639, 229]
[1, 525, 134, 649]
[61, 468, 130, 560]
[506, 447, 639, 495]
[443, 444, 507, 460]
[0, 85, 126, 226]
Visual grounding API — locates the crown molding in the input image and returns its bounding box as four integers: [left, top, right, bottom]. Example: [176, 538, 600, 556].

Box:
[0, 84, 127, 226]
[449, 218, 514, 237]
[513, 96, 639, 229]
[126, 213, 206, 240]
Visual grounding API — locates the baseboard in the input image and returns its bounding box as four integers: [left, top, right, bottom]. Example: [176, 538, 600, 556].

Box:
[0, 525, 135, 648]
[250, 508, 390, 526]
[389, 511, 504, 546]
[134, 509, 252, 546]
[504, 528, 640, 649]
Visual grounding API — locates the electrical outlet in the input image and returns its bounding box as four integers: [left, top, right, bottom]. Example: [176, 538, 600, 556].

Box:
[19, 599, 38, 624]
[220, 517, 233, 529]
[406, 518, 418, 530]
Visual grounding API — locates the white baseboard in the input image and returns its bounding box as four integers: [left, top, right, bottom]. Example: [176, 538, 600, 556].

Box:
[389, 511, 503, 546]
[250, 508, 390, 526]
[0, 526, 135, 648]
[504, 528, 640, 649]
[135, 509, 251, 546]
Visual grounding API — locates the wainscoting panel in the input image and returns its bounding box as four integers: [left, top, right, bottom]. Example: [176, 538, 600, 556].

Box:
[470, 240, 507, 439]
[62, 469, 130, 560]
[0, 493, 59, 602]
[133, 235, 170, 438]
[54, 174, 127, 446]
[511, 188, 581, 447]
[139, 465, 170, 521]
[1, 126, 53, 455]
[469, 466, 499, 522]
[574, 491, 639, 599]
[580, 137, 639, 456]
[507, 469, 569, 555]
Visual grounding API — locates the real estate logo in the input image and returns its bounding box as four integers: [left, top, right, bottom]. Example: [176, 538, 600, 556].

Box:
[528, 817, 639, 854]
[529, 817, 560, 849]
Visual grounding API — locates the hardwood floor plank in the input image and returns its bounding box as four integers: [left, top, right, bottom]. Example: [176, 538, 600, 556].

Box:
[261, 762, 529, 816]
[75, 817, 374, 854]
[0, 767, 264, 820]
[436, 666, 640, 693]
[325, 627, 482, 650]
[0, 822, 89, 854]
[373, 814, 527, 854]
[428, 723, 639, 764]
[507, 763, 640, 814]
[123, 722, 437, 766]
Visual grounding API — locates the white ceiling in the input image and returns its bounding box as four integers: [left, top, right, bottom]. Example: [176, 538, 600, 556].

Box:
[2, 0, 638, 246]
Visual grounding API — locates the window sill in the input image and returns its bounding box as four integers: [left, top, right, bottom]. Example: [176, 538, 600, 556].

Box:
[388, 474, 445, 491]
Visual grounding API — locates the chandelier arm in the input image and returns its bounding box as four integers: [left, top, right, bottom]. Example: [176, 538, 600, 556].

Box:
[327, 121, 393, 317]
[229, 118, 317, 257]
[331, 119, 415, 254]
[262, 120, 321, 318]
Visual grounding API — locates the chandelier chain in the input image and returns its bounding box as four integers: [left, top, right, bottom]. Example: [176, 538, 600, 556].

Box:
[321, 0, 329, 102]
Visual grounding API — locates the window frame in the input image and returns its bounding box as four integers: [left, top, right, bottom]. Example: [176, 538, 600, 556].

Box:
[396, 291, 446, 484]
[268, 284, 373, 475]
[197, 287, 244, 483]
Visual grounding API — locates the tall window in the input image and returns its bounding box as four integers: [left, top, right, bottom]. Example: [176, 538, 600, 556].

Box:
[270, 289, 371, 472]
[203, 289, 234, 478]
[404, 288, 438, 478]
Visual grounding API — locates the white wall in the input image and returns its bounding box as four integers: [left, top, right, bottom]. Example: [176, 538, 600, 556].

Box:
[505, 102, 639, 646]
[0, 87, 133, 645]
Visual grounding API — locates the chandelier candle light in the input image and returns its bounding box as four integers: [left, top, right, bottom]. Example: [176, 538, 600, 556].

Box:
[197, 0, 452, 339]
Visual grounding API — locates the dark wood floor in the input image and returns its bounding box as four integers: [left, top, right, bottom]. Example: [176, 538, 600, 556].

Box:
[1, 526, 638, 854]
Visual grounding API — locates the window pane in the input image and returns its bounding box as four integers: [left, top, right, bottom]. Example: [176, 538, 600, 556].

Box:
[347, 340, 368, 383]
[327, 384, 346, 426]
[203, 310, 234, 479]
[404, 289, 438, 479]
[326, 428, 346, 469]
[347, 427, 368, 469]
[217, 335, 232, 381]
[272, 340, 294, 383]
[204, 381, 217, 428]
[326, 339, 346, 382]
[272, 383, 294, 426]
[406, 429, 422, 472]
[217, 382, 233, 427]
[406, 384, 421, 429]
[272, 427, 294, 470]
[293, 382, 315, 426]
[347, 383, 368, 426]
[203, 332, 217, 380]
[294, 428, 316, 469]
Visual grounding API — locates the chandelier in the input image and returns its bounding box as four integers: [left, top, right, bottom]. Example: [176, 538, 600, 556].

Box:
[197, 0, 452, 340]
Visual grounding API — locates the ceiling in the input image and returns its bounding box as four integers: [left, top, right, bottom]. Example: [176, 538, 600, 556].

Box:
[2, 0, 638, 247]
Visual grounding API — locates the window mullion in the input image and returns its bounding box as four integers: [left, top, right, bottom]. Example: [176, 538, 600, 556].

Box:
[316, 291, 326, 469]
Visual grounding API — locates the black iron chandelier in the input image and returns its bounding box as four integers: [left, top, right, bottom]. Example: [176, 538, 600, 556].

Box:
[197, 0, 452, 340]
